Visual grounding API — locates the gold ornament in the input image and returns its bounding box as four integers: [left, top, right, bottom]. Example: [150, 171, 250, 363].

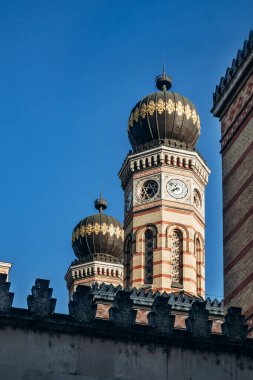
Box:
[140, 103, 147, 118]
[166, 99, 175, 114]
[127, 97, 201, 134]
[133, 107, 139, 122]
[192, 109, 197, 124]
[176, 101, 184, 116]
[185, 104, 191, 119]
[72, 222, 124, 242]
[156, 99, 165, 114]
[147, 100, 156, 116]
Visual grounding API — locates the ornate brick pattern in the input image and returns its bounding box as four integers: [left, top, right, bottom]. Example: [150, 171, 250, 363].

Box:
[212, 32, 253, 319]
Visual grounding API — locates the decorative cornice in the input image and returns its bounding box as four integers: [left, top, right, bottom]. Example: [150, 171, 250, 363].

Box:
[212, 30, 253, 117]
[119, 145, 210, 190]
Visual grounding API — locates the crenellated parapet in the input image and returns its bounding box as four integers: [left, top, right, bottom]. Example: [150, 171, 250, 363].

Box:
[147, 295, 175, 333]
[27, 279, 56, 316]
[212, 30, 253, 110]
[0, 277, 252, 350]
[0, 274, 14, 312]
[185, 300, 212, 338]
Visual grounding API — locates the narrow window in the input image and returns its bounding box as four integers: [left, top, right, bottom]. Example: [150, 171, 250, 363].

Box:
[171, 230, 183, 284]
[145, 229, 155, 284]
[196, 238, 201, 294]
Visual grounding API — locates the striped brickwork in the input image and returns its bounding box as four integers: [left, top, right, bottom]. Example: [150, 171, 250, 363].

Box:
[222, 109, 253, 315]
[212, 33, 253, 318]
[120, 147, 209, 297]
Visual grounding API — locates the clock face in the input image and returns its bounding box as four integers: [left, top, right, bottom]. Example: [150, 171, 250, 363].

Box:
[167, 179, 188, 199]
[125, 191, 133, 212]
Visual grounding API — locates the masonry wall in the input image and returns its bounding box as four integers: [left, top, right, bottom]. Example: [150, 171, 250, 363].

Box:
[0, 278, 252, 380]
[219, 72, 253, 318]
[212, 32, 253, 320]
[0, 324, 252, 380]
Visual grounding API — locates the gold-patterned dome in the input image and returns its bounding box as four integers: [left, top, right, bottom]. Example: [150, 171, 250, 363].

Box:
[128, 70, 200, 150]
[72, 196, 124, 261]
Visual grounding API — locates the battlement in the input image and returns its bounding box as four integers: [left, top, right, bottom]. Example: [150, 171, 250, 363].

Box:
[0, 277, 252, 349]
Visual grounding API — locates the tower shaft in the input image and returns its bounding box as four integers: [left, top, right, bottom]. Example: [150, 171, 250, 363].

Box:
[119, 145, 210, 297]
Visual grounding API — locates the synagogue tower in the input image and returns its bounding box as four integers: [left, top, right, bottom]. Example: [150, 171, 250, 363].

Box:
[119, 70, 210, 296]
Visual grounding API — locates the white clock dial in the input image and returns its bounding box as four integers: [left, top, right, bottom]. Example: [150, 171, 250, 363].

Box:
[125, 191, 133, 212]
[167, 179, 188, 199]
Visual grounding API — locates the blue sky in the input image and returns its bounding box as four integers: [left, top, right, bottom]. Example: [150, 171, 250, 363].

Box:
[0, 0, 252, 312]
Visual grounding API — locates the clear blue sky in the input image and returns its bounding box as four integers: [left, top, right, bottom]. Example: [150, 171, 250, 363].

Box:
[0, 0, 252, 313]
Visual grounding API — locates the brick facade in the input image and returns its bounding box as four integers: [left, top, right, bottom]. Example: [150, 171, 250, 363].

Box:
[119, 145, 209, 297]
[212, 31, 253, 321]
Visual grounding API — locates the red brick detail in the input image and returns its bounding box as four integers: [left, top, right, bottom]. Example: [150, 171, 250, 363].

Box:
[224, 239, 253, 275]
[223, 207, 253, 245]
[183, 277, 197, 285]
[133, 220, 202, 233]
[153, 273, 172, 279]
[222, 106, 253, 154]
[221, 76, 253, 135]
[132, 278, 145, 283]
[223, 139, 253, 185]
[134, 250, 195, 257]
[223, 172, 253, 214]
[153, 260, 171, 266]
[225, 273, 253, 305]
[245, 305, 253, 319]
[132, 208, 205, 227]
[131, 276, 200, 285]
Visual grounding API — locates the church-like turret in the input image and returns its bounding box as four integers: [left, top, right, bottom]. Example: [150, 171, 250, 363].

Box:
[65, 195, 124, 297]
[119, 69, 210, 297]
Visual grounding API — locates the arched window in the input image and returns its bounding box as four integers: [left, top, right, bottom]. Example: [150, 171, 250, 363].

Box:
[144, 228, 156, 284]
[171, 229, 183, 284]
[124, 237, 132, 287]
[195, 238, 201, 294]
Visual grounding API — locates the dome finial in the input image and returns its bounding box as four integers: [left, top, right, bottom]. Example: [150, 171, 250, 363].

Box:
[95, 193, 107, 213]
[162, 62, 166, 76]
[156, 64, 172, 91]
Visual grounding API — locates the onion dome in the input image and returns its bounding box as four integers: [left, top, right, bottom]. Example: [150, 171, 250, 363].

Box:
[72, 195, 124, 262]
[128, 67, 200, 150]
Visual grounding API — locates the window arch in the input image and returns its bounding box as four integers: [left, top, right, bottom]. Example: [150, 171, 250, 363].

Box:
[144, 228, 156, 284]
[171, 229, 183, 284]
[195, 238, 201, 294]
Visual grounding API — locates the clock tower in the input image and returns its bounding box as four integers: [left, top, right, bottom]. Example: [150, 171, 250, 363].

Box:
[119, 70, 210, 297]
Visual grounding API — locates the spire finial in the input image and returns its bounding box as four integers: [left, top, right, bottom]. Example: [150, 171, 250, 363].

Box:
[94, 193, 107, 213]
[162, 62, 166, 77]
[155, 64, 172, 91]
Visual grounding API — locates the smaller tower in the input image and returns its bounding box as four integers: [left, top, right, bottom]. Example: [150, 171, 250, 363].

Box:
[65, 195, 124, 298]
